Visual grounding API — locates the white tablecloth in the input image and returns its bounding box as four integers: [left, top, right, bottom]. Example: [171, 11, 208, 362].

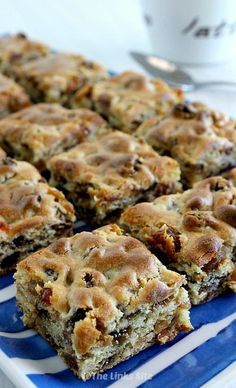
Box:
[0, 1, 235, 387]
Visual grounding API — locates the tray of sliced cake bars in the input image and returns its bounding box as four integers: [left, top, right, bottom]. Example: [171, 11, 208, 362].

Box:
[0, 33, 235, 388]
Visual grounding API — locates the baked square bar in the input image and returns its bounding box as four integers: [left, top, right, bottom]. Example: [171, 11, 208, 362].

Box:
[15, 53, 109, 107]
[48, 130, 181, 223]
[0, 103, 108, 170]
[15, 224, 192, 381]
[0, 73, 31, 119]
[0, 156, 75, 275]
[0, 33, 49, 77]
[92, 71, 183, 132]
[120, 176, 236, 304]
[136, 102, 236, 186]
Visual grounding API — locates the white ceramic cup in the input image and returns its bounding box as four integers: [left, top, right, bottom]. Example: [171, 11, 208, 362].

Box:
[141, 0, 236, 65]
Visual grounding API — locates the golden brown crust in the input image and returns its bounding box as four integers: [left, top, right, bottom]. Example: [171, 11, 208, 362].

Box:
[226, 267, 236, 292]
[0, 156, 75, 273]
[0, 73, 31, 118]
[0, 33, 49, 76]
[0, 103, 108, 169]
[223, 167, 236, 187]
[208, 106, 236, 144]
[15, 53, 109, 107]
[121, 175, 236, 303]
[17, 223, 184, 309]
[48, 130, 181, 222]
[136, 102, 236, 186]
[0, 156, 75, 236]
[92, 71, 183, 132]
[16, 224, 189, 352]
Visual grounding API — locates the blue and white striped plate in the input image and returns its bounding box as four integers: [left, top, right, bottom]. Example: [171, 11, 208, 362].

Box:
[0, 222, 236, 388]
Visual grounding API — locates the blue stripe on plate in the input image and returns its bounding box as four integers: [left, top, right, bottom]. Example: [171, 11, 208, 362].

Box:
[0, 287, 235, 371]
[28, 320, 236, 388]
[190, 292, 236, 327]
[0, 257, 235, 386]
[0, 298, 25, 332]
[0, 272, 14, 289]
[0, 334, 56, 359]
[140, 320, 236, 388]
[27, 294, 236, 387]
[29, 369, 98, 388]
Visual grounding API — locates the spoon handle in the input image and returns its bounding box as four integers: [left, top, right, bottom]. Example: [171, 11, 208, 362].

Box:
[195, 81, 236, 90]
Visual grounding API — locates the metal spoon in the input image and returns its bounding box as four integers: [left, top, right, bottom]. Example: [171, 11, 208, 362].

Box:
[130, 52, 236, 92]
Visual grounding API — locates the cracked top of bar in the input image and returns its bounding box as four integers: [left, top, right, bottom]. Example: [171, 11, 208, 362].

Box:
[0, 156, 75, 239]
[121, 175, 236, 275]
[92, 71, 184, 132]
[48, 130, 181, 221]
[0, 103, 108, 169]
[136, 102, 236, 186]
[15, 52, 109, 106]
[0, 33, 49, 75]
[16, 224, 189, 352]
[0, 73, 31, 117]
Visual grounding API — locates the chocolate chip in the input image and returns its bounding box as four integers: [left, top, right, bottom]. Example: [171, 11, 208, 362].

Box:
[37, 195, 42, 203]
[211, 181, 228, 191]
[0, 251, 20, 269]
[69, 308, 90, 324]
[45, 268, 58, 281]
[110, 327, 130, 345]
[173, 103, 197, 119]
[41, 170, 51, 181]
[83, 272, 94, 287]
[133, 158, 143, 172]
[38, 308, 49, 318]
[12, 235, 26, 247]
